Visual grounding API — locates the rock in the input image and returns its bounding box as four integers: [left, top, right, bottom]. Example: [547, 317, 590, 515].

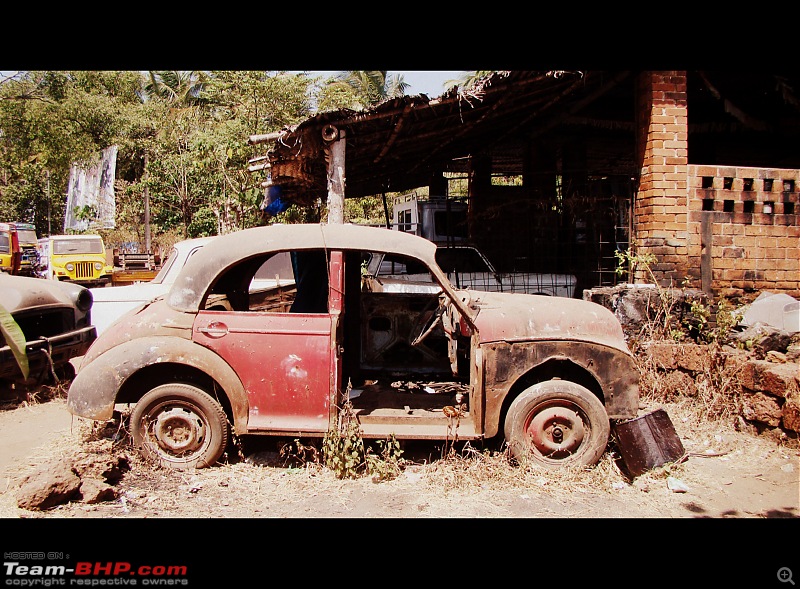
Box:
[16, 462, 81, 511]
[767, 350, 787, 363]
[79, 478, 119, 504]
[644, 342, 710, 373]
[735, 415, 759, 435]
[741, 392, 783, 427]
[662, 370, 698, 398]
[762, 364, 800, 399]
[667, 476, 690, 493]
[733, 322, 792, 357]
[584, 284, 707, 337]
[783, 388, 800, 433]
[73, 454, 130, 484]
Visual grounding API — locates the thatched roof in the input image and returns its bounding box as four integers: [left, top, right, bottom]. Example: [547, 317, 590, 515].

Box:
[250, 70, 800, 207]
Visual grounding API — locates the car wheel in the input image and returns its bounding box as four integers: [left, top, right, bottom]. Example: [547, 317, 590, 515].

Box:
[504, 379, 610, 468]
[130, 383, 229, 470]
[55, 361, 76, 383]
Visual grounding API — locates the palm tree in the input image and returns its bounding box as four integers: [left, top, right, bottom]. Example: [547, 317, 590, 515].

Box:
[143, 71, 211, 106]
[332, 71, 409, 106]
[445, 71, 497, 92]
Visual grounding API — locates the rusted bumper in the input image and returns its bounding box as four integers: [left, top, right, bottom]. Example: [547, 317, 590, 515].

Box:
[0, 326, 96, 381]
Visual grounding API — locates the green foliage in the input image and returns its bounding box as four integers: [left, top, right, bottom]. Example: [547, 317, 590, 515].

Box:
[187, 207, 218, 237]
[0, 304, 28, 379]
[322, 397, 404, 481]
[365, 434, 404, 482]
[615, 246, 679, 340]
[321, 71, 409, 111]
[0, 70, 474, 242]
[0, 70, 314, 241]
[344, 195, 387, 225]
[615, 246, 744, 345]
[684, 297, 744, 344]
[322, 402, 365, 479]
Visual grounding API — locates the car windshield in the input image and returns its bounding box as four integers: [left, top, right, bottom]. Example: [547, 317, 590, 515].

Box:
[151, 247, 180, 284]
[435, 248, 492, 273]
[53, 238, 103, 254]
[17, 230, 38, 243]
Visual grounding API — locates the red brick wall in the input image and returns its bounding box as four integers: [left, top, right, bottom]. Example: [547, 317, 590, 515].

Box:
[687, 165, 800, 298]
[634, 72, 799, 299]
[633, 71, 690, 287]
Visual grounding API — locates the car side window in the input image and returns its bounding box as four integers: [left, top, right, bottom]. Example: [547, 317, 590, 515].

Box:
[374, 253, 427, 276]
[205, 249, 329, 314]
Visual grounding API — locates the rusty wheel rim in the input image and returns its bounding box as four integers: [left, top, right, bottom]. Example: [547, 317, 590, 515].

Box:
[148, 405, 207, 457]
[525, 401, 586, 459]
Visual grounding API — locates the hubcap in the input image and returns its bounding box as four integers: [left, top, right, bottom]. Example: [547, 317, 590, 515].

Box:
[526, 404, 585, 458]
[150, 406, 206, 456]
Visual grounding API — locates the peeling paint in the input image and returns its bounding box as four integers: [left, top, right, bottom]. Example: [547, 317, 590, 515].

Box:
[281, 354, 307, 379]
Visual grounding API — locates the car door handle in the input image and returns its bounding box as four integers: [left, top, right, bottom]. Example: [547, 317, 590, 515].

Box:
[198, 321, 229, 337]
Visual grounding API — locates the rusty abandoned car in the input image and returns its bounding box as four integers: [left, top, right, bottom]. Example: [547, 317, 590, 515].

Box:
[0, 273, 96, 396]
[66, 223, 639, 470]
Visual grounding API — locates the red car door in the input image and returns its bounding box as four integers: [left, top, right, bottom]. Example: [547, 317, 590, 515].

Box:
[192, 251, 343, 433]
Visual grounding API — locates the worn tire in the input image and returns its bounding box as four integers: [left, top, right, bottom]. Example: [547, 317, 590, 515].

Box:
[504, 379, 610, 468]
[130, 383, 229, 470]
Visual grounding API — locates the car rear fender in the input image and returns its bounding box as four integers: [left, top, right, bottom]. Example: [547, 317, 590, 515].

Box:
[67, 336, 248, 429]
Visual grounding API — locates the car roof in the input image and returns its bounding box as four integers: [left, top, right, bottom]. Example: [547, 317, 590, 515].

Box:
[42, 234, 103, 240]
[167, 223, 440, 312]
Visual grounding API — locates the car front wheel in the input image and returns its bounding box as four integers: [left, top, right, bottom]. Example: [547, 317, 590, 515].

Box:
[130, 383, 229, 470]
[504, 379, 610, 468]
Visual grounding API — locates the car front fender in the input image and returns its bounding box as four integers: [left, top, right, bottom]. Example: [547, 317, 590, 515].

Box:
[67, 336, 248, 428]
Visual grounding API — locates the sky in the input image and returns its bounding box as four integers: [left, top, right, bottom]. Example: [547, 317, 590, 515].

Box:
[393, 71, 465, 96]
[1, 70, 468, 98]
[307, 71, 466, 98]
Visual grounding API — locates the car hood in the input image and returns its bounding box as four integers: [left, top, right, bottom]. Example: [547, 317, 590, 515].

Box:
[466, 290, 630, 353]
[0, 274, 85, 312]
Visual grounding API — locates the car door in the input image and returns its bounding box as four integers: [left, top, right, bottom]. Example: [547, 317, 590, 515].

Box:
[192, 249, 343, 433]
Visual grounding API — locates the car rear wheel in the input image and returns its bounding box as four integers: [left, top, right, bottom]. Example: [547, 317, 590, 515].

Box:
[130, 383, 229, 470]
[504, 379, 610, 468]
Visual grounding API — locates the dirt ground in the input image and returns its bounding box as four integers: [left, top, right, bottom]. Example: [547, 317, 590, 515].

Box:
[0, 392, 797, 520]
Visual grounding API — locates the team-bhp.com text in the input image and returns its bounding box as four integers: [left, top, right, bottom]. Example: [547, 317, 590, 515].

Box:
[4, 562, 188, 586]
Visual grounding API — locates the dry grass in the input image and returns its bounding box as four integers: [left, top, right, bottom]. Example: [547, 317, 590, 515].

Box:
[4, 336, 797, 519]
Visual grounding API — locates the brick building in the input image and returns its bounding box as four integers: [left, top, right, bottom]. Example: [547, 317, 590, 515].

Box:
[635, 72, 798, 299]
[257, 70, 800, 301]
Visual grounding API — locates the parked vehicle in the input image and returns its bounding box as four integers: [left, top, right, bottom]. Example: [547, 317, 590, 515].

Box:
[388, 194, 577, 296]
[369, 245, 578, 298]
[391, 193, 470, 244]
[90, 237, 214, 336]
[0, 222, 39, 276]
[90, 236, 295, 336]
[0, 274, 96, 394]
[37, 234, 114, 287]
[67, 223, 639, 471]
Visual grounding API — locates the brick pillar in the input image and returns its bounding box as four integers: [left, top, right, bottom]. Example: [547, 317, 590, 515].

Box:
[633, 72, 690, 287]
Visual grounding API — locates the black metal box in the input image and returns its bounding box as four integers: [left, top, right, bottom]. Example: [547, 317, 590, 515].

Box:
[613, 409, 685, 477]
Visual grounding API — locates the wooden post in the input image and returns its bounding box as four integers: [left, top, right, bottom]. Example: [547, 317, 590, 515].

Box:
[144, 151, 151, 253]
[324, 125, 346, 224]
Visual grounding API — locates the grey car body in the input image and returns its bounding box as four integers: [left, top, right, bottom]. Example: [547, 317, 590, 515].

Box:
[0, 273, 96, 387]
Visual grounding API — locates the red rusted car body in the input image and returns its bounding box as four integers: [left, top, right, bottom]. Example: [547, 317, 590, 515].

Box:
[67, 223, 639, 470]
